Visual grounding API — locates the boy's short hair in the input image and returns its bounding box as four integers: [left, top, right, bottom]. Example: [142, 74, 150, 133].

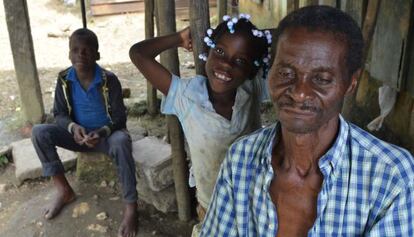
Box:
[69, 28, 99, 51]
[275, 5, 364, 78]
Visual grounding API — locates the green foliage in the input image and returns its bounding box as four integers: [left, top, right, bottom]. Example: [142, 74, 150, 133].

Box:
[0, 155, 8, 167]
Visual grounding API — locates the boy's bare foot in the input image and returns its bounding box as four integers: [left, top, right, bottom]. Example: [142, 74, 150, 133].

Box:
[44, 190, 76, 219]
[118, 202, 138, 237]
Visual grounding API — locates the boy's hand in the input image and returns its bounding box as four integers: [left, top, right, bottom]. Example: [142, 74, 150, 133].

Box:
[84, 131, 100, 148]
[72, 124, 87, 145]
[178, 27, 192, 51]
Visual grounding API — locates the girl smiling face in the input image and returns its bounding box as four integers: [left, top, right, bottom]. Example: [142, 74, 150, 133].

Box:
[204, 30, 257, 95]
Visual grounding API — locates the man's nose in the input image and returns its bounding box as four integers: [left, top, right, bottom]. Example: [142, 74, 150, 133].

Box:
[287, 78, 313, 102]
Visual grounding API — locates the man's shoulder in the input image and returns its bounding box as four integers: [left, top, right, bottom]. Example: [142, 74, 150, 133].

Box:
[348, 123, 414, 181]
[227, 124, 276, 163]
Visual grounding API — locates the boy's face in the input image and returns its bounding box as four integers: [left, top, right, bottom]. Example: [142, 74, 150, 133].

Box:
[204, 31, 256, 95]
[68, 36, 99, 72]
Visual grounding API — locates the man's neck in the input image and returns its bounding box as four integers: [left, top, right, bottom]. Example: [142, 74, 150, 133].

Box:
[274, 116, 340, 176]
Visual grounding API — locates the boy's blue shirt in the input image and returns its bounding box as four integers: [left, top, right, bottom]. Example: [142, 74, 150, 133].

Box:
[67, 64, 110, 132]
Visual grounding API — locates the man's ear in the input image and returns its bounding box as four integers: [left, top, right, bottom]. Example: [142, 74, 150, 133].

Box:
[345, 69, 360, 95]
[96, 51, 100, 61]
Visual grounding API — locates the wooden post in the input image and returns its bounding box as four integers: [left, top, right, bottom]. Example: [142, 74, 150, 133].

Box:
[342, 0, 381, 117]
[189, 0, 210, 76]
[218, 0, 227, 23]
[287, 0, 300, 13]
[3, 0, 44, 125]
[156, 0, 191, 221]
[145, 0, 158, 115]
[80, 0, 87, 28]
[304, 0, 319, 6]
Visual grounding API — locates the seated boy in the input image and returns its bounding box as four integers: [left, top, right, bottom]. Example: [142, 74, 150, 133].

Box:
[31, 28, 138, 237]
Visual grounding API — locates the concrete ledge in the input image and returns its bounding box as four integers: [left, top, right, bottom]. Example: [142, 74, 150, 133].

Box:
[12, 138, 76, 184]
[132, 137, 173, 192]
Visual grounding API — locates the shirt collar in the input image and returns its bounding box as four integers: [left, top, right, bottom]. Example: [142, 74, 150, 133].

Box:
[318, 115, 349, 177]
[262, 115, 349, 177]
[67, 64, 102, 86]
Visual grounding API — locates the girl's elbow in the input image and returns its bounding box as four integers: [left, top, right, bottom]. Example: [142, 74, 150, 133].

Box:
[129, 44, 141, 63]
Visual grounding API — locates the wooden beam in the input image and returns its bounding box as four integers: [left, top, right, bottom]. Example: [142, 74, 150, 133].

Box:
[144, 0, 158, 115]
[3, 0, 44, 125]
[156, 0, 191, 222]
[189, 0, 210, 76]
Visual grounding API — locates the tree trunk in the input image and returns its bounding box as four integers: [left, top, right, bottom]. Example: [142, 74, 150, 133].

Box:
[4, 0, 45, 125]
[156, 0, 191, 222]
[145, 0, 158, 115]
[217, 0, 227, 23]
[189, 0, 210, 76]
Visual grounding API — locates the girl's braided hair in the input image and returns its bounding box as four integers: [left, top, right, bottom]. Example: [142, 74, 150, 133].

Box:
[199, 14, 272, 79]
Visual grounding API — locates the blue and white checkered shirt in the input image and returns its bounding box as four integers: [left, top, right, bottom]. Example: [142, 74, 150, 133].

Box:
[201, 116, 414, 236]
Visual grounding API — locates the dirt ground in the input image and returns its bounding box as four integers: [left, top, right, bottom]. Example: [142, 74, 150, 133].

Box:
[0, 1, 277, 236]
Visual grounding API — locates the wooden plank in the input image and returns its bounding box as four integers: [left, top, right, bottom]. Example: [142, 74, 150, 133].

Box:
[90, 1, 144, 15]
[369, 0, 412, 90]
[91, 0, 141, 4]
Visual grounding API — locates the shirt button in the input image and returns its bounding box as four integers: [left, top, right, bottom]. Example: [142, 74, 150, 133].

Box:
[269, 224, 274, 229]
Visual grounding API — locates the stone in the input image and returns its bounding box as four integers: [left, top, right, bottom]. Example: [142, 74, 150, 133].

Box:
[87, 224, 108, 233]
[0, 145, 11, 157]
[0, 183, 12, 193]
[72, 202, 90, 218]
[136, 174, 177, 213]
[36, 221, 43, 228]
[133, 137, 173, 192]
[109, 196, 120, 201]
[96, 212, 108, 220]
[76, 152, 117, 184]
[12, 139, 76, 184]
[100, 180, 108, 188]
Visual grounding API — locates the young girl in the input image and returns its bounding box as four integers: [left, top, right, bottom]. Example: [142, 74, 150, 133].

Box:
[129, 14, 271, 216]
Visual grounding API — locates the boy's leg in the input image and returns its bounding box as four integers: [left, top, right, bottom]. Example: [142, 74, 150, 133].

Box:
[105, 130, 138, 237]
[31, 124, 91, 219]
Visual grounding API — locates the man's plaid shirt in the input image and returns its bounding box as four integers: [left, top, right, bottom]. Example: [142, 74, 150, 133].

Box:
[201, 116, 414, 236]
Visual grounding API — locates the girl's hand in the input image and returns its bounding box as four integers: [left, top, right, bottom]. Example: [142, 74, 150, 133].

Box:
[178, 27, 192, 51]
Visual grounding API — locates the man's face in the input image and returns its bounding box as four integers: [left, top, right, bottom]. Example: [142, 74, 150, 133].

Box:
[69, 36, 99, 72]
[268, 27, 357, 134]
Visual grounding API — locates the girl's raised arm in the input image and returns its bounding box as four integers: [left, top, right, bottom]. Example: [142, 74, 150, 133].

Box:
[129, 27, 192, 95]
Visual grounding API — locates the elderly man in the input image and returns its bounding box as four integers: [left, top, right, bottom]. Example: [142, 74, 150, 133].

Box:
[201, 5, 414, 237]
